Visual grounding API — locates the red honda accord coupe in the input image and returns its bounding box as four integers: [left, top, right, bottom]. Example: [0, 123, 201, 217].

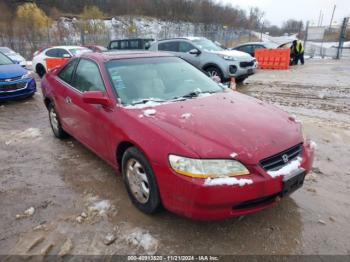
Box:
[41, 51, 314, 220]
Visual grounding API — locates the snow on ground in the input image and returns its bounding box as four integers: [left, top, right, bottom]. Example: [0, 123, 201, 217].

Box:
[204, 177, 253, 187]
[88, 200, 111, 215]
[125, 228, 159, 255]
[5, 127, 41, 145]
[267, 157, 302, 178]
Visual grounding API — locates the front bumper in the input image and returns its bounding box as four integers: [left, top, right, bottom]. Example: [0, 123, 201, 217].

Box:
[154, 142, 314, 220]
[223, 61, 258, 80]
[0, 78, 36, 102]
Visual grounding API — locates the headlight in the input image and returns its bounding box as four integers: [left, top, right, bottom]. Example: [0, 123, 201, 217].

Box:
[21, 71, 32, 79]
[217, 54, 237, 61]
[169, 155, 249, 178]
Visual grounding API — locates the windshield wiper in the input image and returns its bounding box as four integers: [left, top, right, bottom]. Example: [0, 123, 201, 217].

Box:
[131, 98, 167, 105]
[172, 90, 201, 100]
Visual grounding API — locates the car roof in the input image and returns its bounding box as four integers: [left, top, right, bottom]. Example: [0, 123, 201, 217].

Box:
[157, 36, 205, 42]
[235, 42, 268, 47]
[80, 50, 174, 62]
[48, 45, 87, 49]
[109, 38, 154, 42]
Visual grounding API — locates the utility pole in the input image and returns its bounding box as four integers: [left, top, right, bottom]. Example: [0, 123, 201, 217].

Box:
[303, 21, 309, 49]
[329, 5, 336, 29]
[336, 17, 349, 59]
[317, 10, 322, 26]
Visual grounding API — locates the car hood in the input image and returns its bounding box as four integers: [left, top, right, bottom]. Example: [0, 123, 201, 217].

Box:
[7, 53, 25, 62]
[211, 50, 253, 61]
[124, 92, 303, 165]
[0, 64, 27, 78]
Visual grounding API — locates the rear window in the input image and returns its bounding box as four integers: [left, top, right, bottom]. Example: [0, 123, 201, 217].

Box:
[69, 48, 92, 56]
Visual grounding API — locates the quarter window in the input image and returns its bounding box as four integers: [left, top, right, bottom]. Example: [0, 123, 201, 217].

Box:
[58, 59, 78, 84]
[73, 59, 105, 92]
[45, 48, 58, 57]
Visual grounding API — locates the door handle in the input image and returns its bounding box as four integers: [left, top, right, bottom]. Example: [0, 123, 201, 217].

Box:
[65, 96, 72, 104]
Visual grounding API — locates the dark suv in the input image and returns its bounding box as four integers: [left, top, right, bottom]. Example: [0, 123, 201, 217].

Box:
[108, 38, 154, 50]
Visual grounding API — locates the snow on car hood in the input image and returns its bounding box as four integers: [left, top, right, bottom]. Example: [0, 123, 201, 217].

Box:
[125, 91, 303, 165]
[211, 50, 253, 61]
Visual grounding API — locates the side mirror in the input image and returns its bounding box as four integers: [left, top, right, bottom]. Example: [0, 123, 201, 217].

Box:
[82, 91, 111, 107]
[189, 49, 201, 55]
[62, 54, 71, 58]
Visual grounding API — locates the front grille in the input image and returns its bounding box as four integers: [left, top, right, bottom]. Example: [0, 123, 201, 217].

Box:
[260, 143, 303, 171]
[0, 82, 27, 92]
[0, 76, 22, 82]
[240, 61, 254, 68]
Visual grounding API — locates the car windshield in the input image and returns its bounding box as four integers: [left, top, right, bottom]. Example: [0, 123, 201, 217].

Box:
[0, 47, 14, 54]
[69, 48, 92, 56]
[265, 42, 279, 48]
[0, 52, 14, 65]
[192, 39, 224, 52]
[106, 57, 224, 106]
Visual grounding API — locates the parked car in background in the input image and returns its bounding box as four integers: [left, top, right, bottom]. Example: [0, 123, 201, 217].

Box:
[83, 45, 108, 52]
[149, 37, 257, 83]
[41, 51, 314, 220]
[0, 51, 36, 101]
[108, 38, 154, 50]
[232, 42, 279, 57]
[32, 46, 92, 78]
[0, 47, 26, 67]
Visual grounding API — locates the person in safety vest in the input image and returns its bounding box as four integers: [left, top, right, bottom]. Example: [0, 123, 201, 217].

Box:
[291, 40, 304, 65]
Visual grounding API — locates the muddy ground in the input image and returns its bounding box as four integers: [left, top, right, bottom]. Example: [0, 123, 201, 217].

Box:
[0, 58, 350, 256]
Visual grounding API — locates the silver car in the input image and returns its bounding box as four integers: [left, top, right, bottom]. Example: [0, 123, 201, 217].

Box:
[149, 37, 257, 83]
[0, 47, 26, 67]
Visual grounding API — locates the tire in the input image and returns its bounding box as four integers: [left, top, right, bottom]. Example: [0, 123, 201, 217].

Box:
[36, 64, 46, 78]
[48, 103, 69, 139]
[236, 77, 247, 84]
[205, 66, 224, 83]
[122, 147, 161, 214]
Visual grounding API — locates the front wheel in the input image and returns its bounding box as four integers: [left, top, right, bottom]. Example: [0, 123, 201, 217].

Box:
[122, 147, 161, 214]
[48, 103, 68, 139]
[205, 66, 224, 83]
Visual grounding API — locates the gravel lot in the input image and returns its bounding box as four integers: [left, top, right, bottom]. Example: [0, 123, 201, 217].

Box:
[1, 58, 350, 256]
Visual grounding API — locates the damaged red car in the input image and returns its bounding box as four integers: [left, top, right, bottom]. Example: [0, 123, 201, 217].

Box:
[41, 51, 315, 220]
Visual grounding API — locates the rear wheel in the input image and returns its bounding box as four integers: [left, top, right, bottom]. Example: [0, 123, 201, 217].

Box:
[36, 64, 46, 78]
[122, 147, 161, 214]
[48, 103, 68, 139]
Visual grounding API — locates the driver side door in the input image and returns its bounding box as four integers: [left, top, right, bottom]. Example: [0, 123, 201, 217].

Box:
[178, 41, 201, 68]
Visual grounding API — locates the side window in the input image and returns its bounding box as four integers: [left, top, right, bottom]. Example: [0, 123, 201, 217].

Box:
[73, 59, 105, 92]
[120, 40, 129, 49]
[158, 41, 179, 52]
[129, 40, 139, 49]
[238, 45, 253, 54]
[45, 48, 58, 57]
[56, 48, 70, 58]
[179, 41, 196, 53]
[58, 59, 78, 84]
[110, 41, 119, 49]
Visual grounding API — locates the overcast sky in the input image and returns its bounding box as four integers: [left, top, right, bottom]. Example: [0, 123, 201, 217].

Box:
[219, 0, 349, 26]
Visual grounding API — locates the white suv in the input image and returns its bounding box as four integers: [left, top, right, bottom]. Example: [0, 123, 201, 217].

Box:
[149, 37, 257, 83]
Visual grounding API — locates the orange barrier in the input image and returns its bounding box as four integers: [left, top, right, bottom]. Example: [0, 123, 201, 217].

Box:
[255, 48, 290, 70]
[45, 57, 70, 71]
